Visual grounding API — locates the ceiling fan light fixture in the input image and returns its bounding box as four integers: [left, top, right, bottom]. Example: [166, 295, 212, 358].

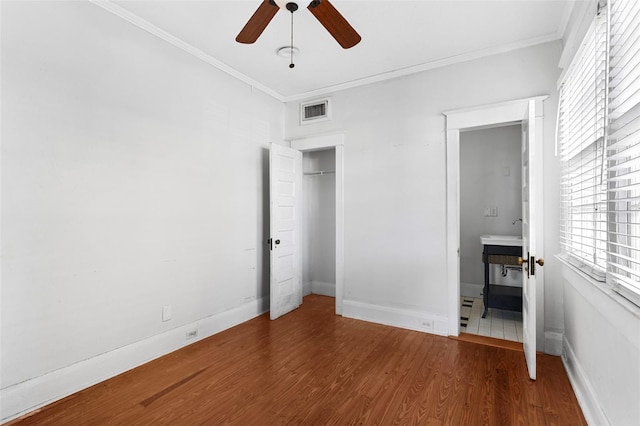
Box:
[277, 46, 300, 58]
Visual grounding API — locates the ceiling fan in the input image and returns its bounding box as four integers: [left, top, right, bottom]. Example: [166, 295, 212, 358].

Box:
[236, 0, 361, 49]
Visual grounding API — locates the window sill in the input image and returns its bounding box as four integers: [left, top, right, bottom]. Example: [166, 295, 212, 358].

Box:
[556, 254, 640, 320]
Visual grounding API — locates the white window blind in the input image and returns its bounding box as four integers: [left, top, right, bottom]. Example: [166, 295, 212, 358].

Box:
[559, 8, 608, 279]
[607, 0, 640, 304]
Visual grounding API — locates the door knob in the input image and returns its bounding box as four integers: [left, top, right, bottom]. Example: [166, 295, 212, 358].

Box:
[275, 239, 280, 245]
[518, 256, 528, 265]
[536, 258, 544, 266]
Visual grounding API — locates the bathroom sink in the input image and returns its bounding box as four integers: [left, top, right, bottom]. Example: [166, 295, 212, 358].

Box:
[480, 235, 523, 247]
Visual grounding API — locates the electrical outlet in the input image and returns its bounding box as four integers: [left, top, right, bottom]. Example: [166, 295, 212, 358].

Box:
[419, 319, 434, 330]
[186, 329, 198, 340]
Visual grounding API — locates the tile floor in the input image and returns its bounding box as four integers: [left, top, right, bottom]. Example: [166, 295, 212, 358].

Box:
[460, 297, 523, 343]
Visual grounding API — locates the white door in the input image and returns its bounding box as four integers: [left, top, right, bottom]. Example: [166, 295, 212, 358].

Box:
[521, 100, 543, 380]
[269, 144, 303, 320]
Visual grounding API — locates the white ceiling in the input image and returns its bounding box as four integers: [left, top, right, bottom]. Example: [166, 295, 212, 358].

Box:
[108, 0, 575, 101]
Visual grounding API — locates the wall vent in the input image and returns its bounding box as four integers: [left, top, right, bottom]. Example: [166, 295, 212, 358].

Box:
[300, 98, 331, 125]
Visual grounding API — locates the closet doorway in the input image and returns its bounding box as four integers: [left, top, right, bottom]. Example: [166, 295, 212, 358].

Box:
[302, 148, 337, 298]
[293, 133, 344, 315]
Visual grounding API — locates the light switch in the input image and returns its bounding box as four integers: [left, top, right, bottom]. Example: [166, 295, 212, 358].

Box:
[162, 305, 172, 322]
[484, 207, 498, 217]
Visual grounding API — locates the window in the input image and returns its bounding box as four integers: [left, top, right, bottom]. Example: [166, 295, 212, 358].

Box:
[558, 6, 608, 280]
[607, 0, 640, 305]
[559, 0, 640, 306]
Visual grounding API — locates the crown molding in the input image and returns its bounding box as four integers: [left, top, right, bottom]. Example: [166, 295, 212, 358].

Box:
[284, 33, 561, 102]
[89, 0, 286, 102]
[90, 0, 562, 106]
[557, 0, 576, 41]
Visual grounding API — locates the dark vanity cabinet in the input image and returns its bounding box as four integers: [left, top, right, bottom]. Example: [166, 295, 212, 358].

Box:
[482, 243, 523, 318]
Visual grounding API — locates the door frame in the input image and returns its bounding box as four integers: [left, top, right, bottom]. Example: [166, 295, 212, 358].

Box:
[443, 96, 547, 338]
[291, 133, 345, 315]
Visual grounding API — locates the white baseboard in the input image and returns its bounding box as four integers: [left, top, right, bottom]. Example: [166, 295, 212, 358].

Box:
[562, 337, 610, 426]
[310, 281, 335, 297]
[544, 331, 563, 356]
[0, 297, 269, 424]
[303, 281, 312, 296]
[342, 300, 448, 336]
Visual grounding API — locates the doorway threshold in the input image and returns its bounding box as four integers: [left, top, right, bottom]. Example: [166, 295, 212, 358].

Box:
[450, 332, 523, 352]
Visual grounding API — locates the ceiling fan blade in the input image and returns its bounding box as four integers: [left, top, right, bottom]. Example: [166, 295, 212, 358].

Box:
[236, 0, 279, 44]
[307, 0, 361, 49]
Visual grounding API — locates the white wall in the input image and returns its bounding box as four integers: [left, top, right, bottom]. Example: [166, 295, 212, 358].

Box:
[302, 149, 336, 296]
[286, 41, 562, 337]
[561, 267, 640, 425]
[460, 125, 522, 295]
[1, 2, 284, 421]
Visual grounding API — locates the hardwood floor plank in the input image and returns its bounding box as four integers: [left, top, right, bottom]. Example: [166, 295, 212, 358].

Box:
[8, 295, 586, 426]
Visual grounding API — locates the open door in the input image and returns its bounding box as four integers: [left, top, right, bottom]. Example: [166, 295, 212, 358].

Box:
[521, 100, 543, 380]
[269, 144, 303, 320]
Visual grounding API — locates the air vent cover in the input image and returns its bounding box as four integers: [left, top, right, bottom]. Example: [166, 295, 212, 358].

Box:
[300, 98, 331, 124]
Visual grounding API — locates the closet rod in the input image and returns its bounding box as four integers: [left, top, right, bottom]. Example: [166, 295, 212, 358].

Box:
[303, 170, 335, 176]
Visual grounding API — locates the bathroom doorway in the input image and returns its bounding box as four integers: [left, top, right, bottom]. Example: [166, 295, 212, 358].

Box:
[445, 97, 545, 380]
[459, 124, 523, 342]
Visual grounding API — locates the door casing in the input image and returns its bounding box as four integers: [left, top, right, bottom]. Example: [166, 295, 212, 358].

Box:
[291, 133, 345, 315]
[443, 96, 547, 342]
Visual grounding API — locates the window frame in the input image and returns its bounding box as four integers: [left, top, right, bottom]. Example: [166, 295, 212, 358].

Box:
[559, 0, 640, 307]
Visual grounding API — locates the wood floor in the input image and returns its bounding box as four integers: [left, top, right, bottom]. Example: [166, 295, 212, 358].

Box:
[10, 295, 585, 425]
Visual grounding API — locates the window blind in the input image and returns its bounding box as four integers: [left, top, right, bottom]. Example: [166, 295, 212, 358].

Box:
[559, 9, 608, 279]
[607, 0, 640, 304]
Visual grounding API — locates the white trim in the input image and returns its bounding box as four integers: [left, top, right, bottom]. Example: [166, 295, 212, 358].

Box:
[557, 0, 577, 42]
[443, 96, 548, 130]
[342, 300, 448, 336]
[291, 133, 344, 151]
[562, 337, 611, 426]
[557, 0, 598, 87]
[89, 0, 562, 103]
[0, 297, 269, 423]
[284, 35, 560, 102]
[544, 331, 563, 356]
[310, 281, 336, 297]
[446, 128, 461, 337]
[89, 0, 284, 102]
[560, 257, 640, 330]
[290, 133, 345, 315]
[303, 281, 312, 296]
[444, 96, 547, 339]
